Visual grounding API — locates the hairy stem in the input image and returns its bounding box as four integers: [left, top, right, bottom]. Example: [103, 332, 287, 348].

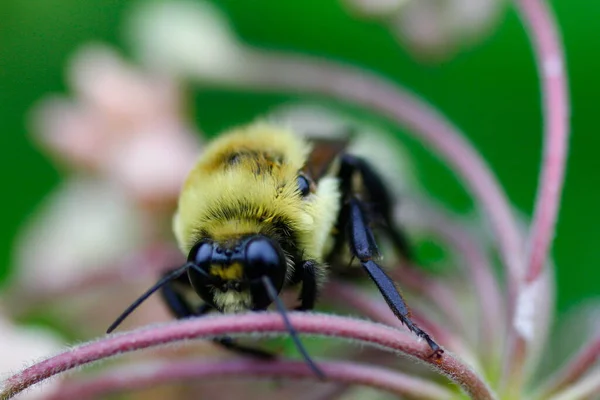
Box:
[1, 313, 494, 400]
[46, 358, 454, 400]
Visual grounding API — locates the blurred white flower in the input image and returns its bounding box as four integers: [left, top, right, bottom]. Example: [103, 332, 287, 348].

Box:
[342, 0, 506, 61]
[392, 0, 505, 60]
[125, 0, 250, 81]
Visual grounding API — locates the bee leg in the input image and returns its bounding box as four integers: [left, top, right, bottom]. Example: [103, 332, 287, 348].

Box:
[160, 275, 275, 360]
[296, 260, 318, 311]
[159, 272, 202, 318]
[339, 154, 413, 260]
[345, 197, 443, 358]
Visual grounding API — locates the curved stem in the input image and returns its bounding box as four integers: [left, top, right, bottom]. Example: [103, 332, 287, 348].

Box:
[46, 358, 454, 400]
[503, 0, 570, 393]
[517, 0, 570, 286]
[1, 313, 495, 400]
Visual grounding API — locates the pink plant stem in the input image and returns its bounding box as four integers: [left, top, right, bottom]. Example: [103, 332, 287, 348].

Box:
[226, 51, 524, 292]
[517, 0, 570, 285]
[503, 0, 570, 393]
[536, 335, 600, 399]
[45, 359, 454, 400]
[1, 313, 495, 400]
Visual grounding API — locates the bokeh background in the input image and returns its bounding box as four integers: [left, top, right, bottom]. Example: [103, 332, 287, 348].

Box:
[0, 0, 596, 321]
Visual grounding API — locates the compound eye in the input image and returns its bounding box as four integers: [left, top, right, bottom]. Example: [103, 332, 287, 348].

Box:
[246, 238, 282, 274]
[245, 237, 286, 309]
[297, 174, 311, 197]
[187, 241, 213, 265]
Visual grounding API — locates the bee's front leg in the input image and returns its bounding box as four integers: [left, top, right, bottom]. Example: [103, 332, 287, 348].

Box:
[295, 260, 319, 311]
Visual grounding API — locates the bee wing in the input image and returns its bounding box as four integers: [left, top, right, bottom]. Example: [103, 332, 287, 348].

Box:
[304, 136, 352, 181]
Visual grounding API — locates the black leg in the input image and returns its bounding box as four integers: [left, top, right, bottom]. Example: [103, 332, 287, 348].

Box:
[296, 260, 319, 311]
[346, 198, 442, 357]
[160, 274, 275, 360]
[338, 154, 413, 260]
[160, 272, 201, 318]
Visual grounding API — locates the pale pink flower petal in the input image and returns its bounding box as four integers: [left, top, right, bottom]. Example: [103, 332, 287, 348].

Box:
[30, 97, 110, 170]
[30, 44, 202, 207]
[68, 45, 183, 127]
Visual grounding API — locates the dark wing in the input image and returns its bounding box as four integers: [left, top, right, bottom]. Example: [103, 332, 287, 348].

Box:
[303, 134, 354, 181]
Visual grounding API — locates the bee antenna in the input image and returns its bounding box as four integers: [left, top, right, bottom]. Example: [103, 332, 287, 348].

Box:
[260, 276, 325, 379]
[106, 262, 212, 334]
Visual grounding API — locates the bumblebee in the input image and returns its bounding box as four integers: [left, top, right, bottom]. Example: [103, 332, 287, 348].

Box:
[108, 122, 443, 376]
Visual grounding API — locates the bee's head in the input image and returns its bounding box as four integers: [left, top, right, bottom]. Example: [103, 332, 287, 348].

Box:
[186, 235, 287, 312]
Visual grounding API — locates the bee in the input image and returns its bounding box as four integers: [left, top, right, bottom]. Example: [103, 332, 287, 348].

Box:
[107, 122, 443, 377]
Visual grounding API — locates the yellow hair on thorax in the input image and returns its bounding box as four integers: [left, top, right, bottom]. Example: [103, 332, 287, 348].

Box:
[174, 122, 338, 260]
[192, 122, 309, 176]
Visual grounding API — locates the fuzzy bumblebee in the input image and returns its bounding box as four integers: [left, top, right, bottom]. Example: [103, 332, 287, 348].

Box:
[108, 122, 443, 376]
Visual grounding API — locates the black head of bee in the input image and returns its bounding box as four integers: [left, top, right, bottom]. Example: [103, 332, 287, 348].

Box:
[106, 235, 288, 334]
[186, 235, 287, 311]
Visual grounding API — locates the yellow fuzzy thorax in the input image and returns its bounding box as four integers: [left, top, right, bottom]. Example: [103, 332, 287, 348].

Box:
[173, 122, 341, 263]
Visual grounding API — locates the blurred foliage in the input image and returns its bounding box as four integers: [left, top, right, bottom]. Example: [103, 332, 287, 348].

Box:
[0, 0, 597, 317]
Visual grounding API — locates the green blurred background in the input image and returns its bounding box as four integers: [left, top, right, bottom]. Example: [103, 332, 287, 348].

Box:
[0, 0, 596, 319]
